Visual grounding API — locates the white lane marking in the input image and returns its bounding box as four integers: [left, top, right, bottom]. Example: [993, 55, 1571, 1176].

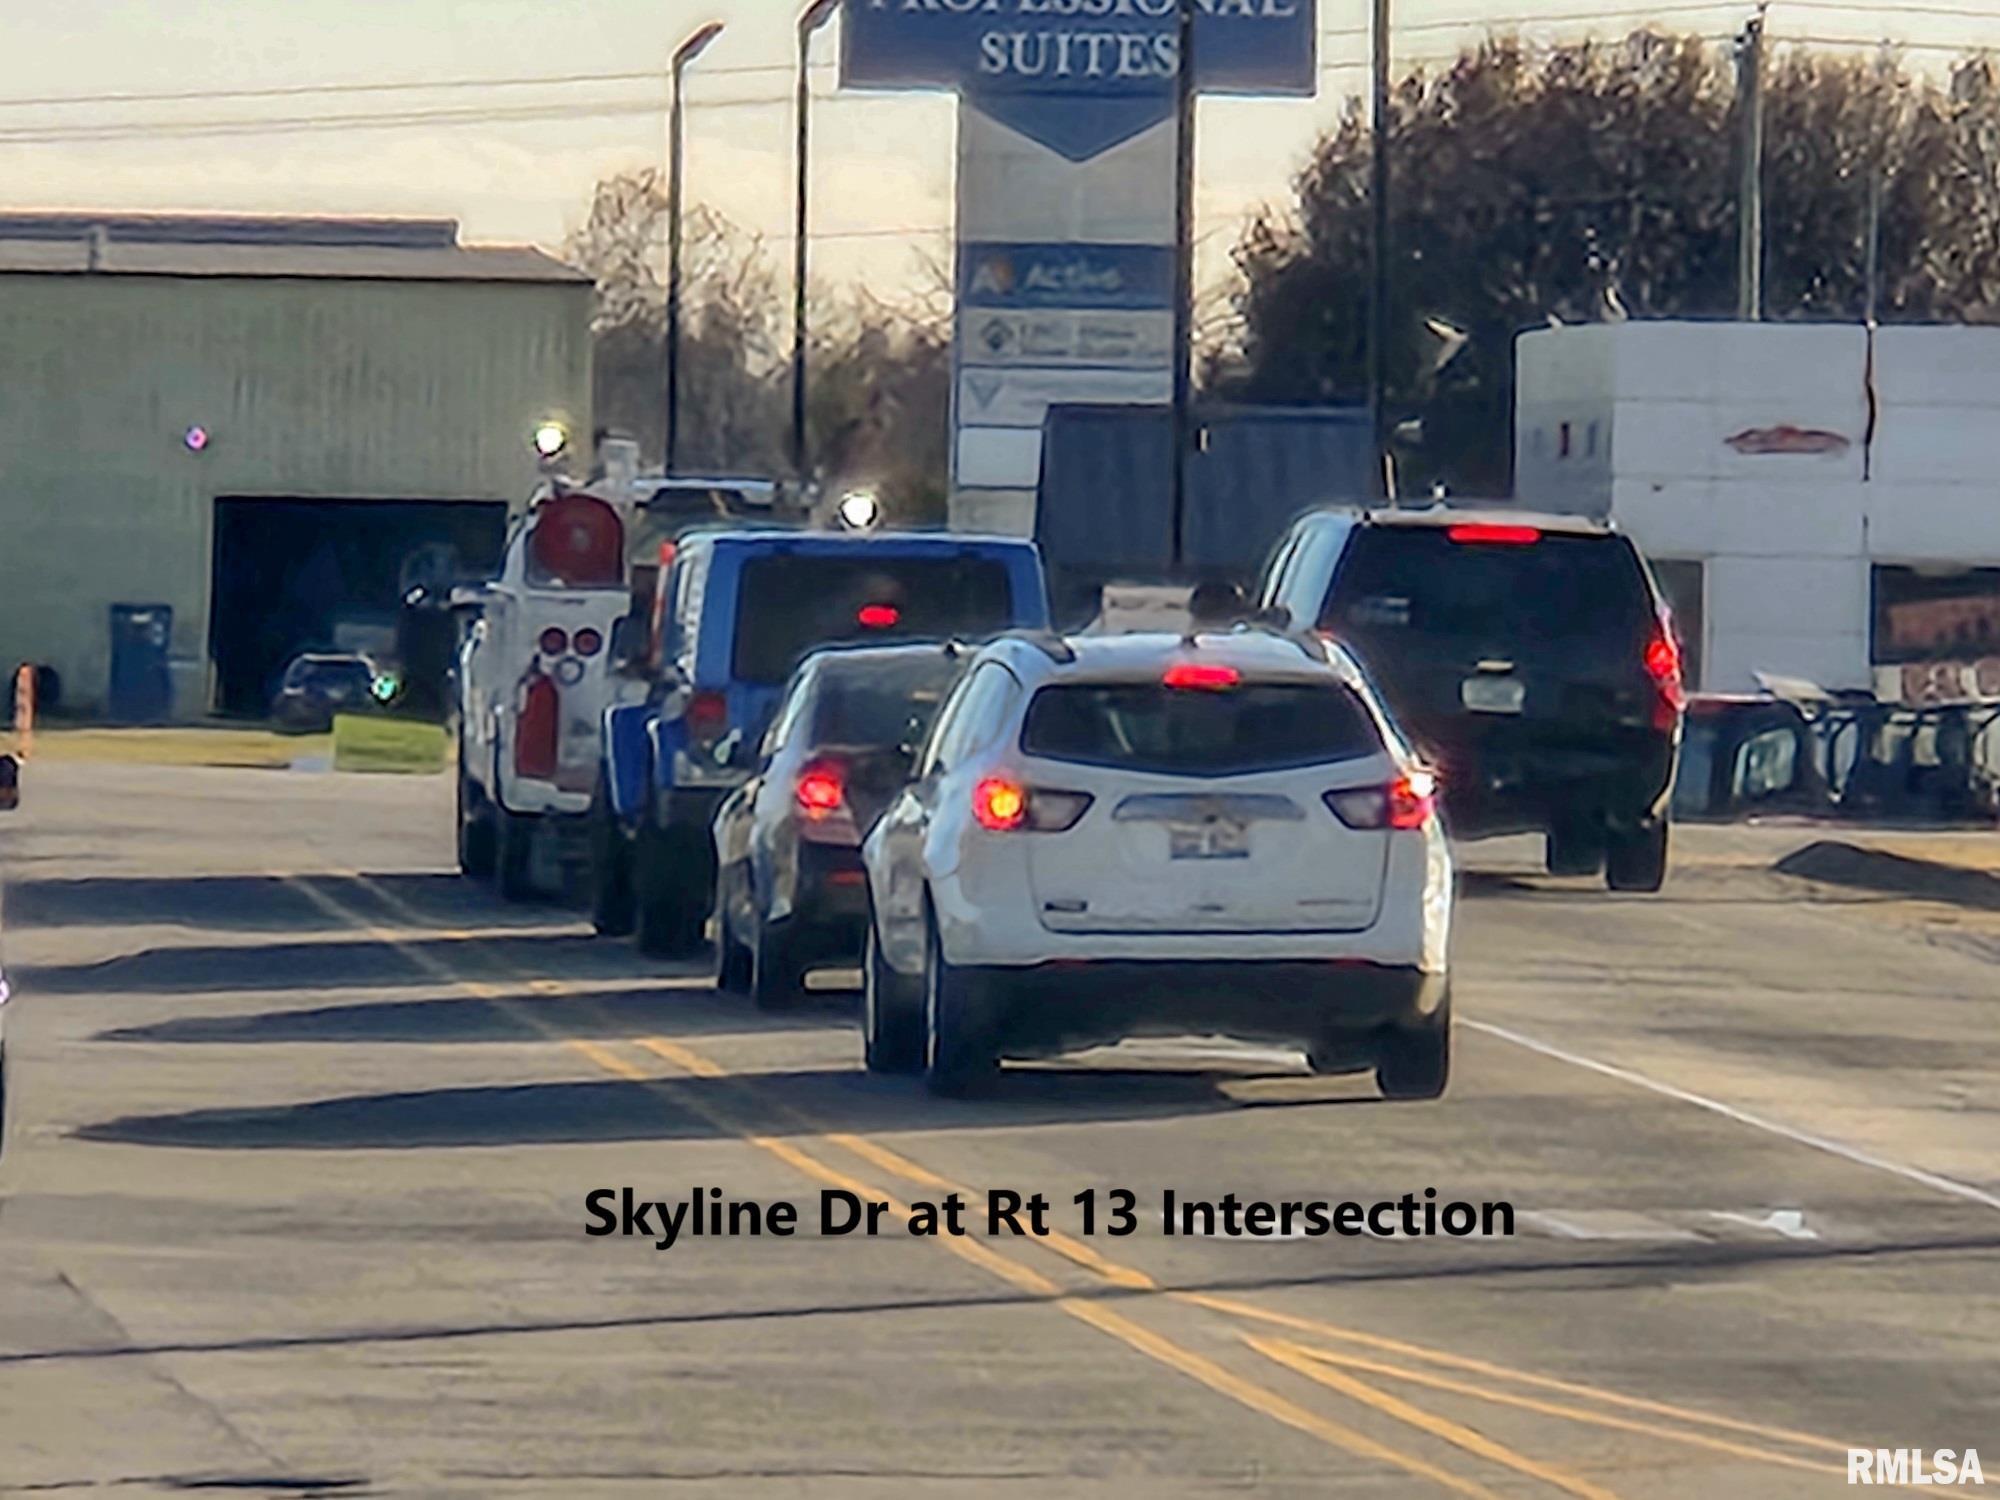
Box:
[1708, 1209, 1819, 1241]
[1468, 1020, 2000, 1215]
[1519, 1211, 1702, 1243]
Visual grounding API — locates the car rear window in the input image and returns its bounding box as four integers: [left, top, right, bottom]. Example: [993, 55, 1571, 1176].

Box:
[1020, 681, 1382, 777]
[809, 657, 964, 748]
[731, 555, 1017, 684]
[289, 660, 372, 691]
[1325, 528, 1651, 643]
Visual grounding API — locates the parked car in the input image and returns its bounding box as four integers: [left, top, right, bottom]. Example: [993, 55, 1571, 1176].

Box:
[593, 529, 1051, 958]
[1259, 506, 1684, 890]
[270, 653, 381, 734]
[712, 642, 971, 1010]
[860, 628, 1454, 1098]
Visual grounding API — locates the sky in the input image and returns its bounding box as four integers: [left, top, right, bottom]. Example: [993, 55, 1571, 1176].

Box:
[3, 0, 1995, 306]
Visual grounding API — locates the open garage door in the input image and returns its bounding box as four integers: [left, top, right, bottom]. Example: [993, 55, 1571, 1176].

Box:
[209, 497, 507, 717]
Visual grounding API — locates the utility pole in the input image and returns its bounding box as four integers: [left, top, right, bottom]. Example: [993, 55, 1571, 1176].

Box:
[791, 0, 840, 485]
[1368, 0, 1393, 492]
[666, 21, 725, 477]
[1170, 0, 1197, 571]
[1735, 6, 1767, 322]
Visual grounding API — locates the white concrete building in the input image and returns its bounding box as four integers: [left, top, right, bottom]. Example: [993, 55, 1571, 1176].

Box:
[1515, 321, 2000, 700]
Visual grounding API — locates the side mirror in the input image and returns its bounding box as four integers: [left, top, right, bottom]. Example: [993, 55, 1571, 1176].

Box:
[0, 753, 19, 812]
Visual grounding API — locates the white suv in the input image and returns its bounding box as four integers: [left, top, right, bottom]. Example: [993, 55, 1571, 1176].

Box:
[860, 629, 1454, 1098]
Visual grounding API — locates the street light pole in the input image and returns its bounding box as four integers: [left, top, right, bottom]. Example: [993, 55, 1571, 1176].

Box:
[1169, 0, 1196, 573]
[792, 0, 841, 485]
[666, 20, 725, 477]
[1368, 0, 1393, 495]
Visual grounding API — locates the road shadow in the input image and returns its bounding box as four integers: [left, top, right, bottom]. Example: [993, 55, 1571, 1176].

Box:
[73, 1064, 1369, 1150]
[97, 987, 849, 1044]
[23, 931, 684, 996]
[2, 871, 538, 933]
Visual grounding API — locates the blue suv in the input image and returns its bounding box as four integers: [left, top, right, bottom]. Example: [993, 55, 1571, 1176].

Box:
[591, 529, 1050, 956]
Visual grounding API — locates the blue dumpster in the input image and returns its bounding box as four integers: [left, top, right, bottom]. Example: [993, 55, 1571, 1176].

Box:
[107, 604, 175, 724]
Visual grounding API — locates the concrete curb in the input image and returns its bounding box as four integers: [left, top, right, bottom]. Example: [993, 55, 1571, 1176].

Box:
[1775, 839, 2000, 911]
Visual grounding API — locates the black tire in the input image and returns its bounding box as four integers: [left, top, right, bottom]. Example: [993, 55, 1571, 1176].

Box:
[587, 772, 635, 938]
[1545, 813, 1606, 877]
[1606, 820, 1669, 893]
[1376, 996, 1451, 1102]
[750, 918, 808, 1011]
[863, 920, 925, 1075]
[714, 871, 753, 995]
[923, 914, 999, 1097]
[634, 821, 709, 959]
[456, 762, 496, 879]
[496, 808, 538, 903]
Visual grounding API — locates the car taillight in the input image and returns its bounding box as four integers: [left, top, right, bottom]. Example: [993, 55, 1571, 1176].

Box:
[973, 777, 1028, 831]
[795, 761, 845, 820]
[1326, 770, 1437, 831]
[516, 674, 559, 780]
[1447, 523, 1542, 545]
[972, 779, 1091, 833]
[1163, 662, 1241, 691]
[573, 627, 604, 658]
[538, 626, 569, 656]
[1645, 624, 1686, 729]
[685, 690, 727, 743]
[856, 603, 900, 629]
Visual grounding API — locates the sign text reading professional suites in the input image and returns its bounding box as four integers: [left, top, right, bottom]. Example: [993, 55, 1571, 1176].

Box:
[587, 1187, 1515, 1250]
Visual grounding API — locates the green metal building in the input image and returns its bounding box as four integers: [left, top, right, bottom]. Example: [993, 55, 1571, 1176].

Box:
[0, 213, 593, 719]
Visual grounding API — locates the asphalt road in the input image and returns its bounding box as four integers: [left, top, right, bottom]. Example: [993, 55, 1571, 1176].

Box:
[1, 762, 1995, 1498]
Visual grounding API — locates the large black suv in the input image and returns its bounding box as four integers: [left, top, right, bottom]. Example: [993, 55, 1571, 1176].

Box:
[1258, 507, 1684, 890]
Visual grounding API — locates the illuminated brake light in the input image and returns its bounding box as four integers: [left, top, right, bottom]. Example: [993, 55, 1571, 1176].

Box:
[538, 626, 569, 656]
[1387, 770, 1438, 830]
[973, 777, 1028, 832]
[1447, 523, 1542, 545]
[795, 762, 845, 820]
[1163, 662, 1241, 691]
[1326, 769, 1438, 831]
[685, 690, 728, 743]
[857, 603, 901, 630]
[1645, 625, 1686, 728]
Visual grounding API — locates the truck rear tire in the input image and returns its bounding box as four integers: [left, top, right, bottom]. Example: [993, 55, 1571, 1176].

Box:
[587, 775, 635, 938]
[863, 922, 924, 1075]
[634, 822, 709, 959]
[457, 763, 496, 880]
[496, 809, 539, 903]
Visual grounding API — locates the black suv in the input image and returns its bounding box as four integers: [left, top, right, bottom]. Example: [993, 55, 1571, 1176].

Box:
[1259, 507, 1684, 890]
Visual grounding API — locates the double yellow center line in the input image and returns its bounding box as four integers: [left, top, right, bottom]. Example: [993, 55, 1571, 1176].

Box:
[285, 869, 1884, 1497]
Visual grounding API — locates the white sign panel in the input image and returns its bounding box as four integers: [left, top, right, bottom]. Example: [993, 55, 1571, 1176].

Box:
[956, 427, 1047, 489]
[957, 367, 1172, 430]
[962, 309, 1175, 370]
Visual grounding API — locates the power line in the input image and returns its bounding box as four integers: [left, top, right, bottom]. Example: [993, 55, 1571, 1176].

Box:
[0, 61, 831, 113]
[0, 93, 808, 146]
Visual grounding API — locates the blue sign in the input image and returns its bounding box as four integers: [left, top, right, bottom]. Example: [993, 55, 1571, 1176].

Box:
[842, 0, 1317, 160]
[959, 242, 1174, 311]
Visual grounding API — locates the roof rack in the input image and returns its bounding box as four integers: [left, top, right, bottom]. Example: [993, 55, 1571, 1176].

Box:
[998, 629, 1078, 665]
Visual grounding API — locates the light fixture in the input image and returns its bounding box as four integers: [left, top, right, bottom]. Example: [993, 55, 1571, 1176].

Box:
[837, 489, 881, 530]
[532, 421, 570, 460]
[183, 425, 212, 453]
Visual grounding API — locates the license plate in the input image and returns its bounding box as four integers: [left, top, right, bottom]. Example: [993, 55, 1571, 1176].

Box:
[1461, 676, 1525, 714]
[1169, 819, 1250, 860]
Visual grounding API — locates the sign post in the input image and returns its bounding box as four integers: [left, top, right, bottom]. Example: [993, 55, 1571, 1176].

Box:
[838, 0, 1318, 534]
